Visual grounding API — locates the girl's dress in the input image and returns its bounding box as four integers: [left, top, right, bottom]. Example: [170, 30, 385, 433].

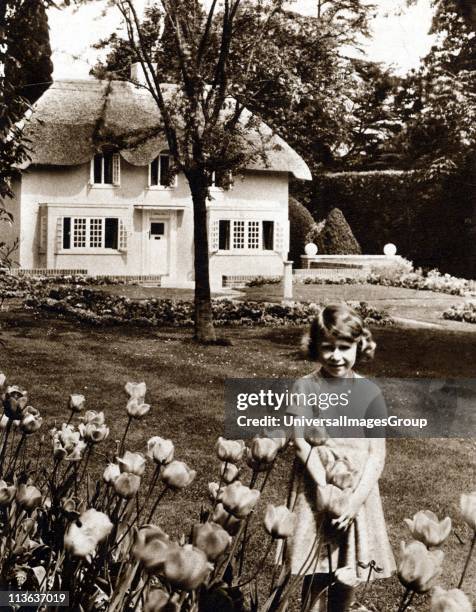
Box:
[285, 370, 396, 579]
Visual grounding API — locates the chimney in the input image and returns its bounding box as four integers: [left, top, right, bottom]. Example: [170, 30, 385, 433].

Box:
[130, 62, 157, 87]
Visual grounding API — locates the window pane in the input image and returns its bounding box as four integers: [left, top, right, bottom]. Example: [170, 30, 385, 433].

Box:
[105, 218, 118, 249]
[219, 220, 230, 250]
[93, 155, 102, 184]
[63, 217, 71, 249]
[159, 154, 169, 186]
[150, 222, 165, 236]
[89, 218, 103, 248]
[150, 158, 159, 186]
[73, 218, 87, 248]
[248, 221, 260, 249]
[262, 221, 274, 250]
[233, 221, 245, 249]
[103, 152, 114, 184]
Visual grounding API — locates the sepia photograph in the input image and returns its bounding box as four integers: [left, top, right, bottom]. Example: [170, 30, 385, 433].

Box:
[0, 0, 475, 610]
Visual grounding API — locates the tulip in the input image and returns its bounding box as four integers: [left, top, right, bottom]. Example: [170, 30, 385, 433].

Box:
[192, 522, 231, 561]
[264, 504, 297, 539]
[103, 463, 121, 484]
[125, 381, 147, 401]
[216, 437, 245, 463]
[61, 497, 78, 513]
[262, 428, 289, 450]
[0, 481, 16, 506]
[220, 462, 239, 484]
[430, 586, 472, 612]
[64, 509, 112, 558]
[3, 386, 29, 420]
[212, 503, 241, 535]
[326, 459, 356, 490]
[79, 421, 109, 444]
[20, 409, 43, 435]
[68, 394, 85, 412]
[221, 481, 260, 519]
[147, 436, 174, 465]
[133, 525, 173, 571]
[52, 424, 86, 461]
[460, 491, 476, 531]
[113, 473, 141, 499]
[208, 482, 222, 502]
[404, 510, 452, 548]
[161, 460, 196, 490]
[250, 437, 279, 464]
[126, 398, 150, 419]
[316, 485, 351, 518]
[162, 544, 212, 591]
[334, 566, 360, 588]
[116, 451, 146, 476]
[397, 540, 444, 593]
[144, 589, 179, 612]
[79, 410, 106, 426]
[304, 425, 329, 447]
[16, 484, 42, 511]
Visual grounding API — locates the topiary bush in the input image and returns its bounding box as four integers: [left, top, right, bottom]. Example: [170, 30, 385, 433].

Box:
[288, 197, 315, 266]
[310, 208, 361, 255]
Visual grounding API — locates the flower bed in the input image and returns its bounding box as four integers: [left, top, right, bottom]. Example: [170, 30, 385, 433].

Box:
[24, 285, 393, 327]
[443, 302, 476, 324]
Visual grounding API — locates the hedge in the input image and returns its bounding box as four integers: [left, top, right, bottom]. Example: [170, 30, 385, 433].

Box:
[288, 197, 315, 267]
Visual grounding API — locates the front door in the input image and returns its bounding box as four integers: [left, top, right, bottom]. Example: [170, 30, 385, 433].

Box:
[149, 219, 169, 275]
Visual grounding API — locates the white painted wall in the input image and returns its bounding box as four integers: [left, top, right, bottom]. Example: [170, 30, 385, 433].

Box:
[15, 160, 290, 285]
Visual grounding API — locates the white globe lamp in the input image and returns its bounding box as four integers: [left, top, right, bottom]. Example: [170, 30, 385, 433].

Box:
[383, 243, 397, 256]
[304, 243, 318, 256]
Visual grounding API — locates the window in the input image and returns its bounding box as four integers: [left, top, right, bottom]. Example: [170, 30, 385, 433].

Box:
[62, 217, 121, 250]
[209, 169, 233, 190]
[149, 152, 177, 188]
[218, 220, 275, 251]
[91, 152, 120, 186]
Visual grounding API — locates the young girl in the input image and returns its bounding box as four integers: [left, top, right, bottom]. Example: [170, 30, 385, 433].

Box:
[286, 304, 395, 612]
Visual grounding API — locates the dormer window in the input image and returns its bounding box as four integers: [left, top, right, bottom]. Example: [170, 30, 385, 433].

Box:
[149, 152, 177, 188]
[209, 169, 233, 190]
[91, 152, 120, 186]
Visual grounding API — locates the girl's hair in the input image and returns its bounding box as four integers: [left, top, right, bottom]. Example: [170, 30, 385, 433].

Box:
[307, 304, 376, 362]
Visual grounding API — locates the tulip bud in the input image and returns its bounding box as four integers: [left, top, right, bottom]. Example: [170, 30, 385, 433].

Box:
[216, 437, 245, 463]
[162, 544, 212, 591]
[208, 482, 222, 502]
[430, 586, 472, 612]
[212, 503, 241, 535]
[103, 463, 121, 484]
[20, 410, 43, 435]
[125, 381, 147, 401]
[264, 504, 297, 539]
[334, 566, 360, 588]
[3, 386, 28, 420]
[221, 481, 260, 519]
[116, 451, 146, 476]
[220, 462, 239, 484]
[64, 509, 112, 558]
[113, 473, 141, 499]
[51, 424, 86, 461]
[80, 508, 113, 541]
[192, 522, 231, 561]
[147, 437, 174, 465]
[304, 425, 329, 447]
[404, 510, 452, 548]
[144, 589, 179, 612]
[316, 485, 351, 518]
[16, 484, 42, 510]
[326, 459, 356, 490]
[262, 428, 289, 450]
[80, 410, 106, 426]
[397, 540, 444, 593]
[68, 394, 85, 412]
[126, 398, 150, 419]
[79, 421, 109, 444]
[0, 480, 16, 506]
[250, 437, 279, 464]
[133, 525, 173, 571]
[460, 491, 476, 531]
[161, 460, 196, 490]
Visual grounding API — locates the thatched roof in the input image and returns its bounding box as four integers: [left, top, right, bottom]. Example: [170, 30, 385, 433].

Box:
[21, 79, 311, 180]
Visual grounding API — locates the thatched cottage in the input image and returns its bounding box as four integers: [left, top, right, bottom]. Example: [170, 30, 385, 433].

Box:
[4, 71, 310, 289]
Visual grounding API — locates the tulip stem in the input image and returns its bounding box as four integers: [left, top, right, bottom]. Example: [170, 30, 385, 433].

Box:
[458, 531, 476, 589]
[146, 485, 169, 523]
[396, 588, 415, 612]
[6, 433, 25, 477]
[235, 538, 274, 587]
[118, 416, 132, 456]
[0, 419, 12, 477]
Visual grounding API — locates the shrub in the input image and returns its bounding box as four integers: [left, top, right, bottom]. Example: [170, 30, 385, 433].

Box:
[311, 208, 362, 255]
[443, 302, 476, 323]
[245, 276, 282, 287]
[288, 197, 315, 265]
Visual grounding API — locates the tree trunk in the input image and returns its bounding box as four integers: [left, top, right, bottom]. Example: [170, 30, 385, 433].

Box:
[189, 172, 217, 343]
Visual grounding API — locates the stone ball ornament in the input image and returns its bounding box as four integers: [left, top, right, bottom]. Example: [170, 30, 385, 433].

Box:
[383, 243, 397, 256]
[304, 243, 318, 256]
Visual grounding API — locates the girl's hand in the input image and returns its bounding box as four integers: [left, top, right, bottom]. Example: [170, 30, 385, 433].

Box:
[331, 500, 359, 531]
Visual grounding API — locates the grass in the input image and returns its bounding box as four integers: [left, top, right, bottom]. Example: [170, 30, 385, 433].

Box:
[1, 309, 475, 611]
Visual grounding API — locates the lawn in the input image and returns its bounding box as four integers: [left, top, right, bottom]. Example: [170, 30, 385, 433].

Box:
[1, 309, 475, 610]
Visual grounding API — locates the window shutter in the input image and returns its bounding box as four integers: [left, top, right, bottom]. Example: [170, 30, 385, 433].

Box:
[119, 219, 128, 251]
[38, 207, 47, 254]
[56, 217, 64, 252]
[210, 220, 219, 252]
[112, 153, 121, 186]
[275, 221, 285, 255]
